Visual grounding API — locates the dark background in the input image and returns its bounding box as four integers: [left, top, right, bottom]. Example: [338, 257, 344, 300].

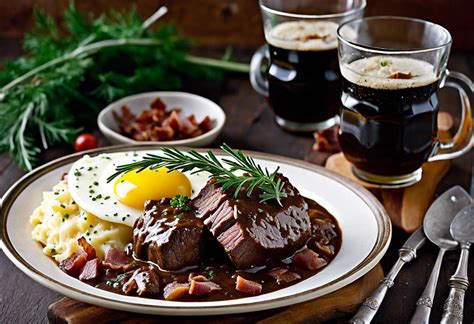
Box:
[0, 0, 473, 51]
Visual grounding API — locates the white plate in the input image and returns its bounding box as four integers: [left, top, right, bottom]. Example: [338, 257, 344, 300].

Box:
[98, 91, 226, 147]
[0, 145, 391, 316]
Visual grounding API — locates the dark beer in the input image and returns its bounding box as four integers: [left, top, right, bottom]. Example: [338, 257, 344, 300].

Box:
[339, 56, 440, 176]
[266, 21, 340, 125]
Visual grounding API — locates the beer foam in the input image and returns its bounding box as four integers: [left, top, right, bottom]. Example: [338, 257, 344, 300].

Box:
[341, 56, 439, 90]
[267, 21, 339, 51]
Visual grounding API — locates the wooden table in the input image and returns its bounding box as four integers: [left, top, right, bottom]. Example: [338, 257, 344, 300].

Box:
[0, 47, 473, 323]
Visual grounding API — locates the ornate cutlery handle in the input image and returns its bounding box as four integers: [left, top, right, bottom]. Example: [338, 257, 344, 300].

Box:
[410, 248, 446, 324]
[350, 246, 417, 324]
[440, 243, 470, 324]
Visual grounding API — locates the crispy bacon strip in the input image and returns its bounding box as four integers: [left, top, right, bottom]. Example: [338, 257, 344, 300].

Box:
[114, 96, 214, 142]
[77, 237, 96, 260]
[59, 252, 88, 276]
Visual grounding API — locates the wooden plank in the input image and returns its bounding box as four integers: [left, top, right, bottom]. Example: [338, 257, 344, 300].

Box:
[47, 264, 383, 324]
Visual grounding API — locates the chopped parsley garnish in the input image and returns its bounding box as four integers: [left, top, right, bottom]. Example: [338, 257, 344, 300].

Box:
[161, 209, 169, 216]
[175, 214, 183, 220]
[93, 181, 99, 186]
[106, 273, 128, 286]
[170, 194, 192, 211]
[74, 170, 82, 177]
[207, 270, 217, 279]
[380, 60, 390, 67]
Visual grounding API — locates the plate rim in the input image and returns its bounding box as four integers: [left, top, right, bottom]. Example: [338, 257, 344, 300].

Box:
[0, 144, 391, 315]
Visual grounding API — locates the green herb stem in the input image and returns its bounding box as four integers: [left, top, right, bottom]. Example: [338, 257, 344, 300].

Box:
[0, 39, 249, 97]
[185, 55, 250, 73]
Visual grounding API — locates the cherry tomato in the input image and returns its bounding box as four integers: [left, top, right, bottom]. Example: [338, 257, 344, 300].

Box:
[74, 133, 98, 152]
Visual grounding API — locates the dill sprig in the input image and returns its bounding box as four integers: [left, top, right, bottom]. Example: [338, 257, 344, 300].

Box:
[107, 144, 288, 206]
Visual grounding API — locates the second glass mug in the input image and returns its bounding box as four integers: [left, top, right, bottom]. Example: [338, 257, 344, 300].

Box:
[337, 17, 473, 187]
[250, 0, 366, 132]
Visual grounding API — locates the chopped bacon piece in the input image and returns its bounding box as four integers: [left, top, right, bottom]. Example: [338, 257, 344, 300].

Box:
[235, 276, 262, 295]
[163, 282, 190, 301]
[123, 266, 160, 296]
[61, 172, 68, 181]
[313, 126, 340, 153]
[293, 248, 328, 271]
[113, 96, 214, 142]
[79, 258, 102, 281]
[77, 237, 96, 260]
[59, 252, 88, 276]
[198, 116, 213, 132]
[188, 273, 208, 282]
[267, 268, 302, 285]
[388, 72, 413, 79]
[189, 279, 222, 296]
[150, 97, 167, 111]
[103, 248, 133, 271]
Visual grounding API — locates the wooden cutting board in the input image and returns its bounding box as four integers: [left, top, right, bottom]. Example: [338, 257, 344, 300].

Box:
[48, 264, 383, 323]
[325, 153, 450, 233]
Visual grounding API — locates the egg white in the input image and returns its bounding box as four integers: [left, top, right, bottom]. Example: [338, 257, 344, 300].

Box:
[68, 151, 208, 227]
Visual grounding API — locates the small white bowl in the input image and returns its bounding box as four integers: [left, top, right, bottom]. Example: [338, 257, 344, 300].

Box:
[98, 91, 226, 147]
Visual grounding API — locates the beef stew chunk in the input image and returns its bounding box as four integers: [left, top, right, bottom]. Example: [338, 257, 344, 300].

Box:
[191, 175, 311, 269]
[133, 198, 205, 271]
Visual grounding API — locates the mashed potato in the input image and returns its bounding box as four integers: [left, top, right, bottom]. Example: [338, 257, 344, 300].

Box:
[30, 180, 132, 263]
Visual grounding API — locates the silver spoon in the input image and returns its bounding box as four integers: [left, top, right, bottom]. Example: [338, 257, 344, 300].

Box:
[440, 203, 474, 324]
[410, 186, 472, 324]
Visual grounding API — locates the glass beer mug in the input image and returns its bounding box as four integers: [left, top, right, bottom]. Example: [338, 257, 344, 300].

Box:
[337, 17, 473, 187]
[250, 0, 366, 132]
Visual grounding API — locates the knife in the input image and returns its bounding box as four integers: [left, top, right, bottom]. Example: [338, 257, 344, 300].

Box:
[350, 227, 426, 324]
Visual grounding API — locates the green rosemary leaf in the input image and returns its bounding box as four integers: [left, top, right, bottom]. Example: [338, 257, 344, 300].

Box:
[108, 144, 287, 206]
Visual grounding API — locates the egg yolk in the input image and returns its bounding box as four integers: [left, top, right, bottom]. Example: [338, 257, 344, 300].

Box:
[113, 167, 192, 209]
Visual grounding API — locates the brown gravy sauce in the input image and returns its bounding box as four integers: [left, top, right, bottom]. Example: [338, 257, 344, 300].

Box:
[84, 197, 341, 301]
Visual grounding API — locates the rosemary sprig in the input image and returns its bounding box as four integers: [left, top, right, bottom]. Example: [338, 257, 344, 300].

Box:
[107, 144, 288, 206]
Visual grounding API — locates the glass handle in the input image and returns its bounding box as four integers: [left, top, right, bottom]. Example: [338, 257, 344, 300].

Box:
[428, 70, 473, 162]
[249, 45, 269, 97]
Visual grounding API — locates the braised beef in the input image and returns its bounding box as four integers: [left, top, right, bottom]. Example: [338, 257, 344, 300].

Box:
[122, 266, 160, 296]
[133, 198, 205, 271]
[191, 175, 311, 269]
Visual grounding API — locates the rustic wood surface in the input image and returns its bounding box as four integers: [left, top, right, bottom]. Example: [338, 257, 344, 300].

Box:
[325, 153, 451, 233]
[47, 265, 383, 324]
[1, 0, 474, 50]
[0, 43, 473, 323]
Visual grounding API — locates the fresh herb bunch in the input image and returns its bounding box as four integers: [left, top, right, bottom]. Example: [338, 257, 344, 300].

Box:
[0, 4, 249, 170]
[108, 144, 288, 206]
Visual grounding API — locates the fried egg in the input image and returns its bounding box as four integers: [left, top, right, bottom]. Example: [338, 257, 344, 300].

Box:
[68, 152, 208, 226]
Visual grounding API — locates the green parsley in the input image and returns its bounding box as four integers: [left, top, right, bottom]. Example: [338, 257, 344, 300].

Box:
[380, 60, 390, 67]
[207, 270, 217, 279]
[170, 195, 192, 211]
